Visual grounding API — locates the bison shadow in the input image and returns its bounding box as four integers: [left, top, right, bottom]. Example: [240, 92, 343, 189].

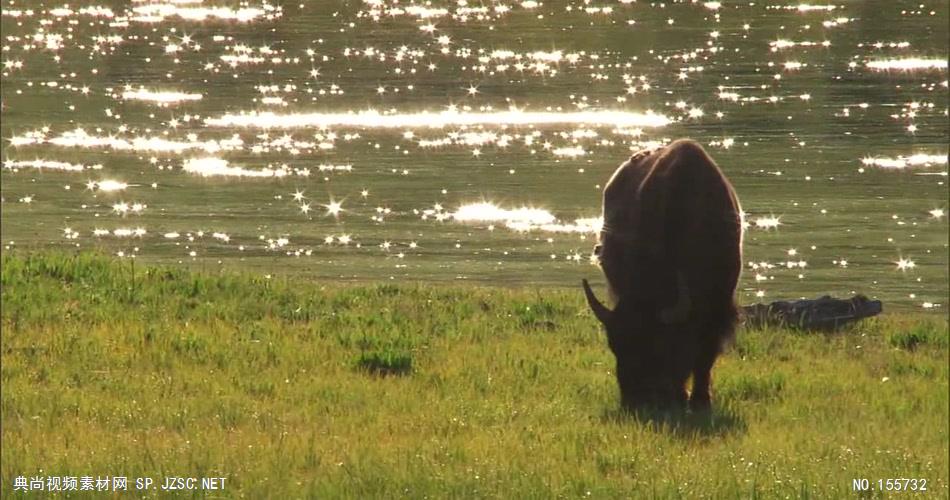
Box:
[601, 404, 747, 440]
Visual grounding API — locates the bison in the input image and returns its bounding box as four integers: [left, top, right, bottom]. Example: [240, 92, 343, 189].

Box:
[582, 139, 743, 411]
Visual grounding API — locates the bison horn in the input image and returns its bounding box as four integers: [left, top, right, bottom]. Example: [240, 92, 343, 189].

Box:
[660, 271, 691, 324]
[582, 279, 613, 324]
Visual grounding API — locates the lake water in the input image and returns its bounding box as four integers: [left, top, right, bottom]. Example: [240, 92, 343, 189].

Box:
[1, 0, 947, 310]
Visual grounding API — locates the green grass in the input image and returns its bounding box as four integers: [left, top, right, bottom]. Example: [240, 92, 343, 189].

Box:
[2, 251, 947, 498]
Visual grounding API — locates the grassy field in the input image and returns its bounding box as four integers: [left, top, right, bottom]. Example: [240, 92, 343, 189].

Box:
[1, 252, 947, 498]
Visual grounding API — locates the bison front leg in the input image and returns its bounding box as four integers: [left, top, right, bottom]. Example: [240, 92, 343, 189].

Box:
[689, 342, 718, 412]
[669, 377, 690, 410]
[689, 370, 712, 411]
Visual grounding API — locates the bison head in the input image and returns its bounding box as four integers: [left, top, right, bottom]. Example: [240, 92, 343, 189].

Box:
[582, 276, 691, 409]
[583, 145, 695, 410]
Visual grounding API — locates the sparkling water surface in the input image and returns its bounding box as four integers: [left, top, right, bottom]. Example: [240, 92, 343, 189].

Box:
[1, 0, 947, 310]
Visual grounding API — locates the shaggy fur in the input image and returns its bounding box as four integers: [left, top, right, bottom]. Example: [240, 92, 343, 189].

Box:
[584, 139, 742, 411]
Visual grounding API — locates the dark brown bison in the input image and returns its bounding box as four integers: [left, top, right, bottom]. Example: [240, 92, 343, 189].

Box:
[582, 139, 742, 411]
